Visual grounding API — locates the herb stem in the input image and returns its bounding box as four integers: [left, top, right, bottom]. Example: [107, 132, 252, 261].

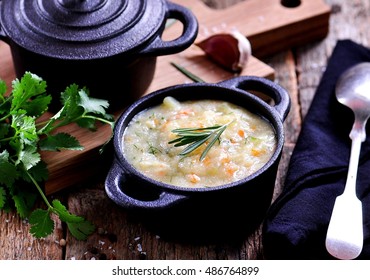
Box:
[0, 111, 11, 122]
[25, 170, 53, 209]
[81, 114, 115, 128]
[37, 114, 114, 134]
[170, 62, 206, 83]
[35, 119, 52, 128]
[0, 136, 15, 143]
[169, 121, 232, 161]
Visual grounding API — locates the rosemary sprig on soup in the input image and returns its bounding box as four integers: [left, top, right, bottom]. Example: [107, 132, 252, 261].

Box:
[169, 122, 230, 161]
[122, 96, 276, 188]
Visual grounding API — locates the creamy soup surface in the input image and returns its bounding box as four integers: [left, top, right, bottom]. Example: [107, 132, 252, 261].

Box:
[122, 97, 277, 188]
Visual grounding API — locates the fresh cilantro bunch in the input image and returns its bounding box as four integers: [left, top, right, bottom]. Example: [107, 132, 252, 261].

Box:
[0, 72, 114, 240]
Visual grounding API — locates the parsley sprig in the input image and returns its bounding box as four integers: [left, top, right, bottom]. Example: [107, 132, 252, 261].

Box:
[0, 72, 114, 240]
[169, 123, 230, 161]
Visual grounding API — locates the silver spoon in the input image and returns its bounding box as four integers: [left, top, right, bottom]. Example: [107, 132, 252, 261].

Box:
[325, 62, 370, 259]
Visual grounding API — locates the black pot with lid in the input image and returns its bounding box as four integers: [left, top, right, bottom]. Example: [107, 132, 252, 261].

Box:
[0, 0, 199, 111]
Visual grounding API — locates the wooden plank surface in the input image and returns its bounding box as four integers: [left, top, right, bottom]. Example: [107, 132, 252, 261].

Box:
[2, 0, 366, 260]
[147, 0, 330, 92]
[177, 0, 330, 58]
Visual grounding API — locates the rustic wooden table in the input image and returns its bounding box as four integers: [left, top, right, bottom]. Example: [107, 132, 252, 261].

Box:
[0, 0, 367, 260]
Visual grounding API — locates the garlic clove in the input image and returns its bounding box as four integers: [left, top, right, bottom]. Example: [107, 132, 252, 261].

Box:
[231, 30, 252, 71]
[196, 30, 252, 72]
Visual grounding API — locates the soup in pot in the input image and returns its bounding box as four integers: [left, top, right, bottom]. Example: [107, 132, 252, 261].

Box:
[122, 97, 277, 188]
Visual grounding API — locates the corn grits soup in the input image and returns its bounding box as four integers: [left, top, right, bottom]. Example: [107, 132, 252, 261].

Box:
[122, 96, 277, 188]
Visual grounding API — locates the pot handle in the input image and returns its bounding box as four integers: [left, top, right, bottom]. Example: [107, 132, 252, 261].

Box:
[140, 1, 198, 56]
[105, 159, 188, 210]
[218, 76, 291, 121]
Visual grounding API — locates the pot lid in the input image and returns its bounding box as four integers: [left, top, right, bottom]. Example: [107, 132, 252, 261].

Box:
[0, 0, 167, 59]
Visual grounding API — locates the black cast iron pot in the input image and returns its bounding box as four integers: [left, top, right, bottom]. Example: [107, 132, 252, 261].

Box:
[0, 0, 198, 111]
[105, 76, 290, 239]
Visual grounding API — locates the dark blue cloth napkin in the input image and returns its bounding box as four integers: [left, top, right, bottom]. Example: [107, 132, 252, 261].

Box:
[262, 39, 370, 259]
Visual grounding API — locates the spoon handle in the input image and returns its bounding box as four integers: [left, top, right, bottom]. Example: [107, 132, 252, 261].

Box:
[344, 130, 362, 196]
[325, 126, 364, 259]
[325, 189, 363, 259]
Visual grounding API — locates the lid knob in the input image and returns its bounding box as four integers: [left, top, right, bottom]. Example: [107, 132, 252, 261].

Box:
[58, 0, 107, 12]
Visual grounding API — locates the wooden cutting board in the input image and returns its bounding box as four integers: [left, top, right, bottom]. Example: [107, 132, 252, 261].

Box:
[147, 0, 331, 93]
[0, 0, 330, 195]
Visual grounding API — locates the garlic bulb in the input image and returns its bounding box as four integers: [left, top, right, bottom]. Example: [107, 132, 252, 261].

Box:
[196, 30, 252, 72]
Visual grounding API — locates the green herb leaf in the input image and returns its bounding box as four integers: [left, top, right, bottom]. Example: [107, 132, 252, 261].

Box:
[27, 161, 48, 183]
[67, 220, 95, 241]
[0, 80, 6, 101]
[13, 190, 38, 219]
[11, 73, 47, 112]
[169, 123, 230, 161]
[18, 145, 41, 170]
[78, 89, 109, 115]
[0, 123, 9, 139]
[13, 195, 30, 219]
[200, 125, 228, 161]
[0, 79, 6, 93]
[0, 151, 18, 187]
[0, 187, 6, 208]
[39, 132, 83, 151]
[0, 71, 114, 240]
[12, 112, 38, 144]
[52, 199, 84, 223]
[29, 208, 54, 238]
[21, 95, 51, 118]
